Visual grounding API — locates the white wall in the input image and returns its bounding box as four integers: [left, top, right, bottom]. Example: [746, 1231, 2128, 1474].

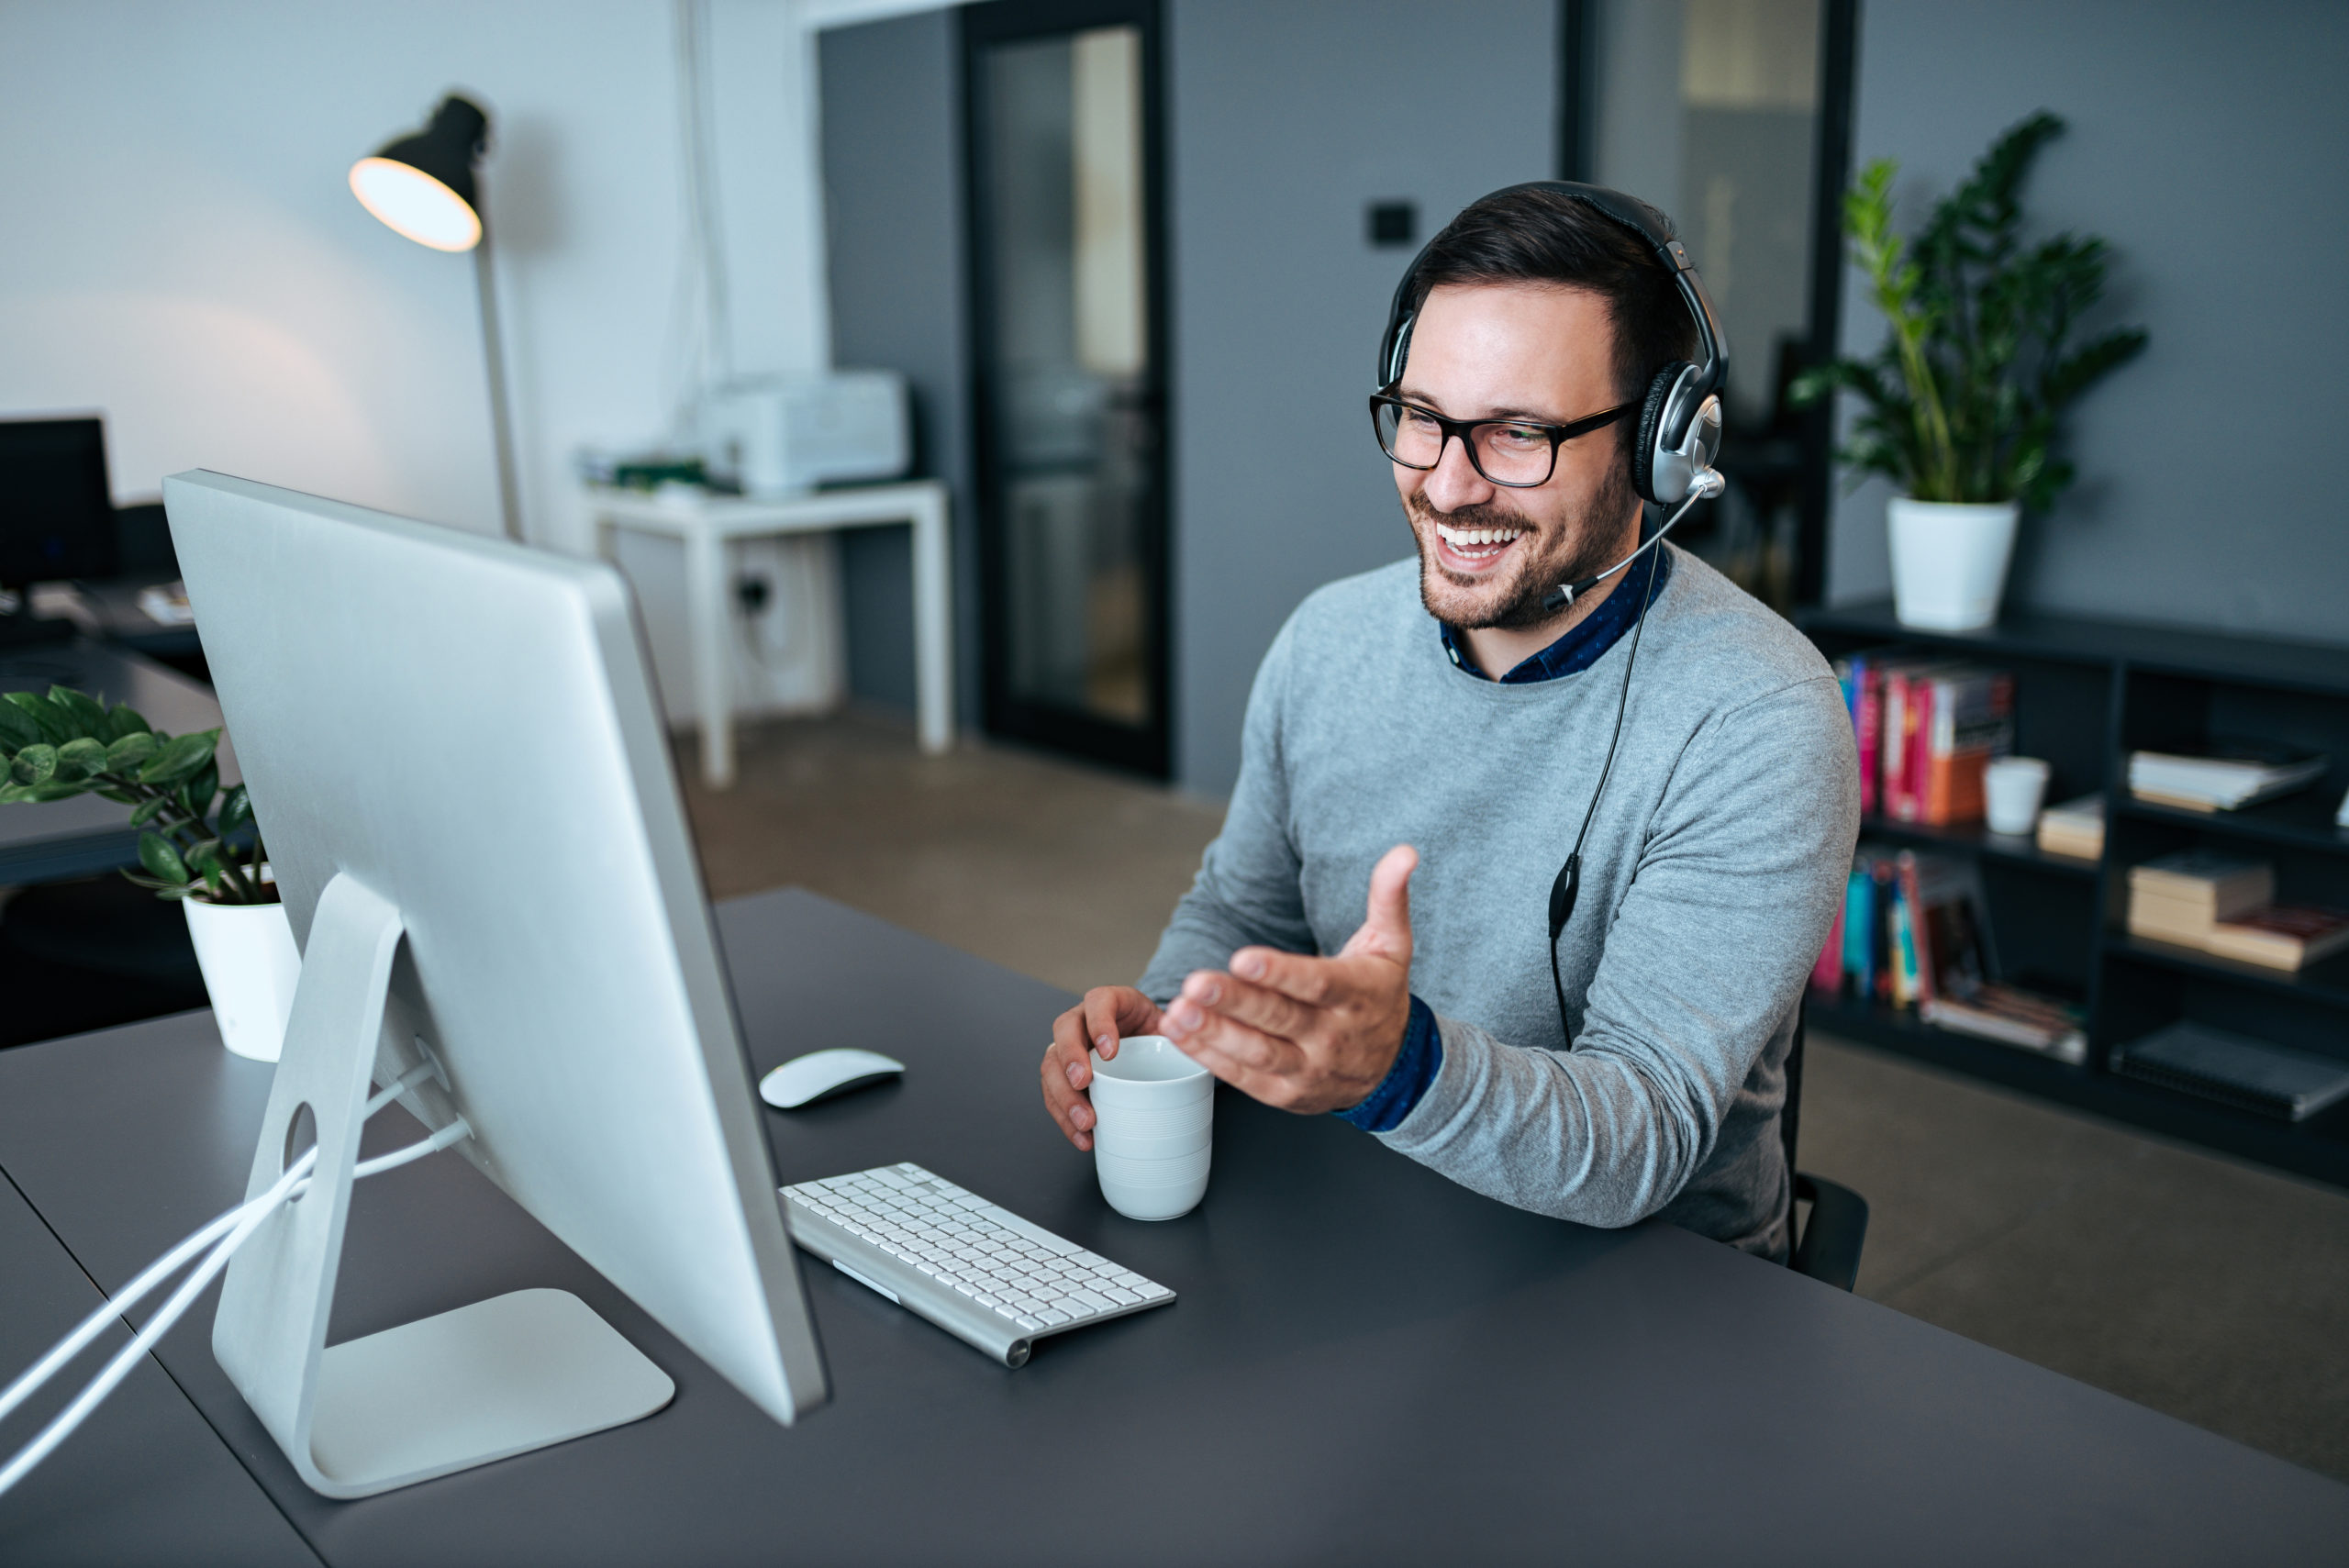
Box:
[0, 0, 699, 551]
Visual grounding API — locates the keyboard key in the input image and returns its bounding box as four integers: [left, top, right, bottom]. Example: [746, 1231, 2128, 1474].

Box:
[1014, 1315, 1043, 1330]
[1135, 1283, 1172, 1301]
[1101, 1286, 1139, 1306]
[1067, 1288, 1113, 1312]
[1036, 1308, 1072, 1326]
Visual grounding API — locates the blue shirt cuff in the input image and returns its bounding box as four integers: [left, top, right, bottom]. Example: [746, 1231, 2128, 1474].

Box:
[1336, 995, 1442, 1134]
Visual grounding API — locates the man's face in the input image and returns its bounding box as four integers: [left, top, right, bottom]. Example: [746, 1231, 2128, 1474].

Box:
[1389, 282, 1640, 630]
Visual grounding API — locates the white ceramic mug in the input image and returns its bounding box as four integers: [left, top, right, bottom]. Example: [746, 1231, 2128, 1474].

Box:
[1986, 756, 2052, 836]
[1086, 1035, 1212, 1220]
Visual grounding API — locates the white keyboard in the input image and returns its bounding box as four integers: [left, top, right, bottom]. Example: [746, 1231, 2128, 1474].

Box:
[780, 1162, 1174, 1367]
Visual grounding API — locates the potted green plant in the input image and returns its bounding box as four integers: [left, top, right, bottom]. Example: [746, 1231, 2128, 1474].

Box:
[1793, 111, 2148, 630]
[0, 685, 297, 1062]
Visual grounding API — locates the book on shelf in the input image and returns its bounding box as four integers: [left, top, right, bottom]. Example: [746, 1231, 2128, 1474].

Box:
[1919, 667, 2015, 826]
[1811, 845, 1993, 1008]
[2034, 792, 2105, 861]
[1920, 984, 2087, 1066]
[2124, 851, 2275, 945]
[1834, 655, 1884, 817]
[2127, 742, 2329, 813]
[2202, 906, 2349, 972]
[1839, 657, 2013, 827]
[2112, 1021, 2349, 1122]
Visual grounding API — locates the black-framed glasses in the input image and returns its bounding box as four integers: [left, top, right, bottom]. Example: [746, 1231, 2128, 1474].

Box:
[1369, 394, 1634, 488]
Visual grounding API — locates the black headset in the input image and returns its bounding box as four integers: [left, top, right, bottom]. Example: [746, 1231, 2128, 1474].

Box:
[1375, 181, 1730, 1043]
[1376, 180, 1730, 610]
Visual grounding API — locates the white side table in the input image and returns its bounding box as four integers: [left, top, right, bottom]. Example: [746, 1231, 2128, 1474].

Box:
[586, 481, 953, 787]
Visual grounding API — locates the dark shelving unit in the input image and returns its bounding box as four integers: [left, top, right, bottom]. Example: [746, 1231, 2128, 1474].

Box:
[1801, 598, 2349, 1188]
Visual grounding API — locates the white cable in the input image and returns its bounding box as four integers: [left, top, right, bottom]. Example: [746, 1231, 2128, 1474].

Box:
[0, 1063, 455, 1500]
[0, 1062, 435, 1432]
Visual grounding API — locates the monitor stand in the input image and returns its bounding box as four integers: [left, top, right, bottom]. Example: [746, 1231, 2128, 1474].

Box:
[211, 873, 675, 1499]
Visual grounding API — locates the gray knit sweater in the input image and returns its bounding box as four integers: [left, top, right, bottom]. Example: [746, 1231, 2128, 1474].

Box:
[1138, 547, 1860, 1257]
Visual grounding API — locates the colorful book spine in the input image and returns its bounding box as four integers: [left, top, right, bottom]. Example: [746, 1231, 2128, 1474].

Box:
[1920, 670, 2015, 826]
[1897, 850, 1936, 1004]
[1854, 659, 1881, 817]
[1888, 877, 1919, 1007]
[1843, 864, 1876, 1000]
[1882, 670, 1911, 821]
[1812, 896, 1847, 992]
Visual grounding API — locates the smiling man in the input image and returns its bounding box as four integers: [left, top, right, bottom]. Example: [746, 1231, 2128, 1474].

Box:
[1038, 184, 1859, 1258]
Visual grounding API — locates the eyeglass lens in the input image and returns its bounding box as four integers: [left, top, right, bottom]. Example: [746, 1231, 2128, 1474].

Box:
[1375, 402, 1556, 485]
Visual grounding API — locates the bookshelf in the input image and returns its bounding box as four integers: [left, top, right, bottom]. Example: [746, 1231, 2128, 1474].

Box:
[1801, 598, 2349, 1187]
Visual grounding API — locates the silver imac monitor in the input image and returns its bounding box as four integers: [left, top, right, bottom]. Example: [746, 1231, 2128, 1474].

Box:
[161, 471, 826, 1499]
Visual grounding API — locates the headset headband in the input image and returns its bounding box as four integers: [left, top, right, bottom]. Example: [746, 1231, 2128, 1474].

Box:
[1375, 181, 1726, 452]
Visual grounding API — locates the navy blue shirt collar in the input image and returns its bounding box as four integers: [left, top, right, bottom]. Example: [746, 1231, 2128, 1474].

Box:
[1439, 545, 1672, 684]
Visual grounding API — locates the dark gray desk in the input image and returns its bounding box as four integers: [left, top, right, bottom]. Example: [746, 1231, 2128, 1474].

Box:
[2, 888, 2346, 1565]
[0, 639, 227, 884]
[0, 1171, 317, 1564]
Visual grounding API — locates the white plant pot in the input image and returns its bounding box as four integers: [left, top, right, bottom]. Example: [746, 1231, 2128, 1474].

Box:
[183, 896, 301, 1063]
[1887, 496, 2021, 631]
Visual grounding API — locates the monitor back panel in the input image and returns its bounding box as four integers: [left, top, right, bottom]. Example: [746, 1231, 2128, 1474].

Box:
[161, 470, 826, 1424]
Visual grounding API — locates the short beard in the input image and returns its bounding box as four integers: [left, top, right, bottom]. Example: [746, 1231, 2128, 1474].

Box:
[1407, 459, 1642, 631]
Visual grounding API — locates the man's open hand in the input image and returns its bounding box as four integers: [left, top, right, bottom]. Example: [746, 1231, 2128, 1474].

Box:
[1162, 844, 1419, 1115]
[1040, 985, 1167, 1151]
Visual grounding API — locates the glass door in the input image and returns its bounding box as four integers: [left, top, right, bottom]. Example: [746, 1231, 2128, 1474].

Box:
[964, 0, 1168, 776]
[1565, 0, 1855, 613]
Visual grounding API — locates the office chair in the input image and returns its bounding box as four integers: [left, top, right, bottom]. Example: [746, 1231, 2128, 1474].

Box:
[1780, 999, 1869, 1291]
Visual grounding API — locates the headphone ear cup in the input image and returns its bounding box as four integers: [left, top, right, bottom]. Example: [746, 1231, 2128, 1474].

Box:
[1631, 363, 1687, 506]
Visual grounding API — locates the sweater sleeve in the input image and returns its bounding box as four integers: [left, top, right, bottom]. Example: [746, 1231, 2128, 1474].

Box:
[1374, 674, 1861, 1229]
[1136, 620, 1319, 1001]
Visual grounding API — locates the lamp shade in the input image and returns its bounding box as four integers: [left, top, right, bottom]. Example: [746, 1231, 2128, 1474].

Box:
[350, 95, 488, 251]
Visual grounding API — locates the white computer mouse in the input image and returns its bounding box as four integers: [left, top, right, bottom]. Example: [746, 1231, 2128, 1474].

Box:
[759, 1048, 906, 1109]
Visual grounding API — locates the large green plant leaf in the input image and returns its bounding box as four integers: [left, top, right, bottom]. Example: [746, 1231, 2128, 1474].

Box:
[10, 743, 59, 786]
[101, 702, 151, 742]
[54, 737, 108, 782]
[139, 730, 219, 787]
[46, 686, 110, 739]
[138, 831, 190, 884]
[0, 701, 39, 752]
[105, 730, 160, 771]
[3, 692, 72, 746]
[180, 762, 220, 825]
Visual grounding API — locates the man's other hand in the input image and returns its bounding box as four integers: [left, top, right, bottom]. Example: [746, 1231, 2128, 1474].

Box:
[1041, 985, 1167, 1151]
[1163, 844, 1419, 1115]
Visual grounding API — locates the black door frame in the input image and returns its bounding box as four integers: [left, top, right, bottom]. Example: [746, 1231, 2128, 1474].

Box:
[961, 0, 1173, 778]
[1556, 0, 1858, 608]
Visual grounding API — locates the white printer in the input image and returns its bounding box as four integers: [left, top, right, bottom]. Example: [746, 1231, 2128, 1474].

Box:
[703, 371, 909, 497]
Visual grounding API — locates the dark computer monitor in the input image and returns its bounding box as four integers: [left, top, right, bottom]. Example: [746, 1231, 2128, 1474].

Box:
[0, 416, 120, 589]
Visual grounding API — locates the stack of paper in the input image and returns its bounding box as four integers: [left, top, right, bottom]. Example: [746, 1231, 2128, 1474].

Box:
[2126, 851, 2275, 947]
[2129, 745, 2328, 812]
[2034, 793, 2105, 861]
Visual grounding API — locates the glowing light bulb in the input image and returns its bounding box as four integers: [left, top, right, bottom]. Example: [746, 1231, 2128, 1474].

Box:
[349, 157, 482, 251]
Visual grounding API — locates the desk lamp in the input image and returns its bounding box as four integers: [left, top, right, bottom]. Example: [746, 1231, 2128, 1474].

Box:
[350, 95, 524, 541]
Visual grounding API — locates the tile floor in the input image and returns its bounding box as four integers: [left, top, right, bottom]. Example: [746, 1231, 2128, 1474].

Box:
[682, 712, 2349, 1483]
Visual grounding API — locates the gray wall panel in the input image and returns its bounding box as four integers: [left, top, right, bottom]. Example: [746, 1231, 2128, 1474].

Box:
[1828, 0, 2349, 642]
[820, 8, 981, 722]
[1167, 0, 1557, 792]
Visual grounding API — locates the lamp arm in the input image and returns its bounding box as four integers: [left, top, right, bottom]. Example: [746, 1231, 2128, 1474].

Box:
[473, 228, 524, 542]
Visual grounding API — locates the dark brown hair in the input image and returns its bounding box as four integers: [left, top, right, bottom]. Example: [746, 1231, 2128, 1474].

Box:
[1408, 185, 1696, 417]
